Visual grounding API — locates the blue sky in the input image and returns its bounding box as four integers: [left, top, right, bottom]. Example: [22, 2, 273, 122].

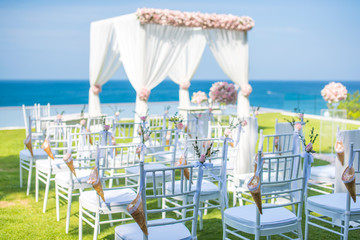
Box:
[0, 0, 359, 81]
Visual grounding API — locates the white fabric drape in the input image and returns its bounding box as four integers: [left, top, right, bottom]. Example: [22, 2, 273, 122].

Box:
[113, 14, 191, 122]
[203, 29, 249, 118]
[89, 20, 122, 116]
[204, 29, 251, 173]
[168, 30, 206, 108]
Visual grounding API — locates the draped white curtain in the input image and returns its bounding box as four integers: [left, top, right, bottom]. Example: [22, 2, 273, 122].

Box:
[168, 30, 207, 108]
[89, 20, 122, 116]
[204, 29, 252, 174]
[203, 29, 249, 118]
[112, 14, 191, 122]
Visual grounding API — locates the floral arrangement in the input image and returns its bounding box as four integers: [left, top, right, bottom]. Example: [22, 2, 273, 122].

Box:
[299, 127, 318, 153]
[169, 112, 184, 130]
[138, 88, 151, 101]
[321, 82, 347, 104]
[180, 81, 191, 90]
[91, 84, 102, 95]
[209, 82, 237, 105]
[191, 91, 208, 105]
[136, 8, 254, 31]
[241, 84, 252, 97]
[251, 106, 260, 117]
[192, 137, 219, 163]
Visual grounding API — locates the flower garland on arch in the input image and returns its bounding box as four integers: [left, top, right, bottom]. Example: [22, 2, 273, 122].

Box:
[138, 88, 151, 101]
[136, 8, 254, 31]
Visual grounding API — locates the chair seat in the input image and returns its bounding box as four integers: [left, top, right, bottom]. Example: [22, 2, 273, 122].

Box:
[310, 165, 335, 179]
[165, 179, 218, 195]
[224, 204, 297, 229]
[36, 159, 76, 174]
[20, 149, 49, 160]
[115, 218, 191, 240]
[126, 163, 170, 178]
[55, 169, 92, 189]
[80, 188, 136, 210]
[307, 193, 360, 214]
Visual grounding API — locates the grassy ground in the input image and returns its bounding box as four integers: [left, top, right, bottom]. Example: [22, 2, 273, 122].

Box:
[0, 113, 359, 239]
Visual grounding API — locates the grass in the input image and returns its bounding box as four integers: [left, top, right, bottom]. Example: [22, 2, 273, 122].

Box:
[0, 112, 359, 239]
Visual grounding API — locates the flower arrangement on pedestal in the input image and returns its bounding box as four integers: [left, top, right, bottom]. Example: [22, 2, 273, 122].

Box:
[321, 82, 347, 108]
[209, 82, 237, 105]
[191, 91, 208, 106]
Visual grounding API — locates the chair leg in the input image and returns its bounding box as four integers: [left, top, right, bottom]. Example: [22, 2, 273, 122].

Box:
[204, 200, 209, 215]
[297, 222, 303, 240]
[43, 173, 51, 213]
[233, 190, 237, 207]
[55, 184, 60, 221]
[343, 218, 349, 240]
[79, 203, 83, 240]
[108, 169, 114, 188]
[108, 214, 114, 227]
[222, 221, 227, 240]
[93, 211, 100, 240]
[35, 169, 39, 202]
[304, 210, 309, 240]
[266, 236, 271, 240]
[199, 202, 203, 231]
[162, 197, 166, 219]
[27, 159, 33, 195]
[20, 159, 23, 188]
[66, 187, 73, 234]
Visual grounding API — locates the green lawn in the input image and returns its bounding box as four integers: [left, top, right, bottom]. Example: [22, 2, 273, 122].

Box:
[0, 113, 359, 239]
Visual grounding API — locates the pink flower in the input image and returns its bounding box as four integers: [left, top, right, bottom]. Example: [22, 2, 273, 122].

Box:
[115, 111, 120, 116]
[321, 82, 347, 104]
[56, 114, 62, 120]
[136, 146, 141, 154]
[241, 120, 247, 126]
[305, 142, 313, 152]
[209, 82, 237, 105]
[200, 154, 206, 163]
[241, 84, 252, 97]
[176, 122, 184, 130]
[104, 125, 110, 131]
[191, 91, 208, 105]
[80, 119, 86, 126]
[254, 110, 259, 116]
[295, 123, 302, 131]
[91, 85, 102, 95]
[140, 116, 147, 121]
[180, 81, 191, 90]
[224, 128, 231, 137]
[138, 88, 151, 101]
[299, 113, 304, 120]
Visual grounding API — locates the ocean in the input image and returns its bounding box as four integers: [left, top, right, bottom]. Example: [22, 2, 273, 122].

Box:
[0, 79, 359, 127]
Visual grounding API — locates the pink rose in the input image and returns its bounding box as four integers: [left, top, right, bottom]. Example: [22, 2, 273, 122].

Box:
[56, 114, 62, 120]
[305, 142, 313, 152]
[138, 88, 151, 101]
[200, 154, 206, 163]
[180, 81, 190, 90]
[241, 120, 247, 126]
[136, 146, 141, 154]
[224, 128, 231, 137]
[241, 84, 252, 97]
[295, 123, 302, 131]
[115, 111, 120, 117]
[140, 116, 147, 121]
[104, 125, 110, 131]
[176, 122, 184, 130]
[80, 119, 86, 126]
[91, 85, 102, 95]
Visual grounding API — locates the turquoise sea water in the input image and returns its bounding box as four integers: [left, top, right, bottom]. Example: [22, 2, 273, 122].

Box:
[1, 79, 359, 114]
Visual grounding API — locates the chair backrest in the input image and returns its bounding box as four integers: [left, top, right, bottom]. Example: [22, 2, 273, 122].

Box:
[139, 159, 203, 239]
[258, 152, 305, 218]
[112, 121, 141, 143]
[46, 125, 81, 159]
[186, 112, 209, 139]
[261, 133, 294, 156]
[23, 104, 39, 136]
[71, 130, 101, 162]
[147, 114, 166, 131]
[275, 119, 294, 135]
[87, 116, 112, 132]
[146, 128, 180, 165]
[348, 144, 360, 204]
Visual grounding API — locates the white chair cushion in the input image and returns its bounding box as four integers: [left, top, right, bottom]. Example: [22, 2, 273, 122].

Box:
[165, 179, 218, 195]
[126, 163, 170, 178]
[20, 149, 49, 160]
[307, 193, 360, 214]
[80, 188, 136, 209]
[115, 218, 191, 240]
[225, 204, 297, 229]
[55, 169, 92, 189]
[36, 159, 74, 174]
[310, 165, 335, 179]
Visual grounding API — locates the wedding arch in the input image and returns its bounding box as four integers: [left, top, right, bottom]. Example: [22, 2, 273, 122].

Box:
[88, 8, 254, 119]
